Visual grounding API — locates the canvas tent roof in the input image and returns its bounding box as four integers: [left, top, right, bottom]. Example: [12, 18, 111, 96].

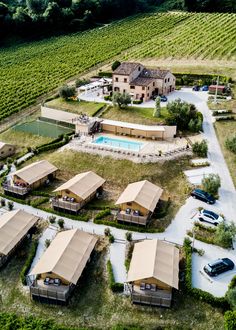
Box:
[30, 229, 97, 284]
[127, 239, 179, 289]
[115, 180, 163, 212]
[0, 209, 38, 256]
[54, 171, 105, 200]
[13, 160, 58, 185]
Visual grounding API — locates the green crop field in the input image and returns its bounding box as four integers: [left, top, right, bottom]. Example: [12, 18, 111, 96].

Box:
[1, 11, 236, 121]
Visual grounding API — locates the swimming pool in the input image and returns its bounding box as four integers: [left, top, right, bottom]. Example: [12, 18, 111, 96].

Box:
[93, 136, 143, 151]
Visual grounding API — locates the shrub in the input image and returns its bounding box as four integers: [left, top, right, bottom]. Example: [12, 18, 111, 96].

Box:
[192, 140, 208, 157]
[7, 201, 14, 211]
[104, 95, 112, 101]
[153, 96, 161, 117]
[111, 60, 121, 71]
[226, 288, 236, 310]
[30, 197, 49, 208]
[202, 173, 221, 196]
[94, 208, 111, 221]
[224, 311, 236, 330]
[20, 239, 38, 285]
[104, 227, 111, 236]
[229, 275, 236, 290]
[57, 218, 65, 229]
[125, 232, 132, 242]
[48, 215, 56, 224]
[45, 239, 51, 248]
[59, 84, 76, 100]
[107, 260, 123, 292]
[215, 222, 236, 249]
[226, 136, 236, 154]
[75, 78, 90, 88]
[109, 234, 115, 243]
[0, 198, 5, 207]
[132, 99, 142, 104]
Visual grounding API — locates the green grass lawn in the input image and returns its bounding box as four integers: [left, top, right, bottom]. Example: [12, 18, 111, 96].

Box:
[45, 98, 105, 116]
[25, 149, 191, 230]
[0, 239, 224, 330]
[102, 105, 168, 125]
[0, 128, 53, 153]
[215, 121, 236, 187]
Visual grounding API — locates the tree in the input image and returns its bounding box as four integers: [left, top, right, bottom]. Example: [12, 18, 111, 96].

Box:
[104, 227, 111, 236]
[227, 288, 236, 310]
[202, 173, 221, 196]
[59, 84, 76, 100]
[166, 99, 199, 130]
[111, 60, 121, 71]
[153, 96, 161, 117]
[225, 136, 236, 154]
[0, 198, 5, 207]
[215, 222, 236, 249]
[26, 0, 48, 14]
[45, 238, 51, 248]
[125, 231, 132, 242]
[112, 92, 131, 109]
[7, 201, 14, 211]
[48, 215, 56, 224]
[192, 140, 208, 157]
[57, 218, 64, 229]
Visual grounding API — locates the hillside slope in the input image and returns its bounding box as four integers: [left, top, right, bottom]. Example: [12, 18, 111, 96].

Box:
[1, 11, 236, 120]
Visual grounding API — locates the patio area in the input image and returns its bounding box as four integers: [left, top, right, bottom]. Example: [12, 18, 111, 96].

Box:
[60, 133, 191, 163]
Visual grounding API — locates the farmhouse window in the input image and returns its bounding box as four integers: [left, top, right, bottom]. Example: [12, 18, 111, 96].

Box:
[115, 77, 118, 82]
[124, 78, 127, 83]
[142, 86, 145, 90]
[130, 86, 135, 89]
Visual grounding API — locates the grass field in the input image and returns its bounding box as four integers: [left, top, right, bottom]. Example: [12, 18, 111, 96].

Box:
[13, 120, 73, 138]
[0, 128, 53, 152]
[215, 121, 236, 187]
[102, 105, 168, 125]
[0, 238, 224, 330]
[1, 12, 236, 121]
[45, 99, 105, 116]
[24, 149, 191, 230]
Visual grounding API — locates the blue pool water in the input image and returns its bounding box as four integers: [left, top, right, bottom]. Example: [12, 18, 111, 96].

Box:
[93, 136, 143, 151]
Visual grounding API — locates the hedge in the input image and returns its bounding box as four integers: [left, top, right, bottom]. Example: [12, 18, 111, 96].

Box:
[94, 208, 111, 221]
[92, 105, 107, 117]
[39, 206, 90, 222]
[20, 239, 39, 285]
[224, 311, 236, 330]
[174, 72, 231, 86]
[94, 218, 164, 233]
[98, 71, 112, 78]
[107, 260, 124, 292]
[183, 238, 229, 309]
[215, 116, 235, 121]
[30, 197, 49, 208]
[0, 193, 30, 205]
[30, 190, 52, 198]
[133, 100, 142, 104]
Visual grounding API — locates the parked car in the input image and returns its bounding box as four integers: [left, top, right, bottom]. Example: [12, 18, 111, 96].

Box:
[191, 188, 215, 204]
[201, 85, 209, 91]
[198, 209, 224, 226]
[160, 95, 168, 102]
[204, 258, 234, 277]
[192, 85, 200, 91]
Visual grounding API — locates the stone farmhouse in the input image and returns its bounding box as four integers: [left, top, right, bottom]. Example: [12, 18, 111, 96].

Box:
[112, 62, 176, 102]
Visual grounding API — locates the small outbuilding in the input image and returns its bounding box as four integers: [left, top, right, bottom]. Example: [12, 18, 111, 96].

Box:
[126, 239, 179, 307]
[0, 209, 38, 267]
[29, 229, 98, 304]
[115, 180, 163, 226]
[52, 171, 105, 214]
[3, 160, 58, 198]
[0, 142, 16, 159]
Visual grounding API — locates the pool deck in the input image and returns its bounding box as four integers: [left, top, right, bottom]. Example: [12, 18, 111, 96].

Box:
[59, 133, 192, 163]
